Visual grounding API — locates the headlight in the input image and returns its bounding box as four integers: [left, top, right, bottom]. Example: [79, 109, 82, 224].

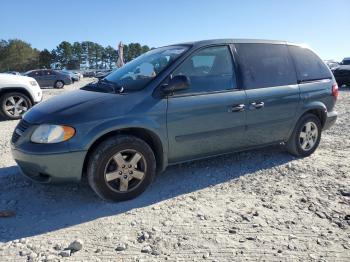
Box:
[31, 124, 75, 143]
[30, 81, 37, 86]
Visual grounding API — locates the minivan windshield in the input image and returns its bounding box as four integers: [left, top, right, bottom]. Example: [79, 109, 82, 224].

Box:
[104, 45, 189, 91]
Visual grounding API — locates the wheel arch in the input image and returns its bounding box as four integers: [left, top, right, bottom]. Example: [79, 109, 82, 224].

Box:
[286, 102, 327, 141]
[82, 127, 166, 177]
[0, 87, 34, 104]
[300, 102, 327, 127]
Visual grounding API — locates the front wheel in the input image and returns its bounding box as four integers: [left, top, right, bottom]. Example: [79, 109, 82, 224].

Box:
[87, 135, 156, 202]
[0, 92, 32, 120]
[286, 114, 322, 157]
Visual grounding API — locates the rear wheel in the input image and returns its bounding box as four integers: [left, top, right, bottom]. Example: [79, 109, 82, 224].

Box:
[286, 114, 321, 157]
[87, 135, 156, 202]
[54, 80, 64, 89]
[0, 92, 32, 120]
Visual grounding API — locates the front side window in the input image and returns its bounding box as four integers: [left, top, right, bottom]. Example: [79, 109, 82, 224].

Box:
[289, 46, 331, 82]
[104, 45, 189, 91]
[173, 45, 236, 94]
[26, 70, 41, 77]
[236, 43, 297, 89]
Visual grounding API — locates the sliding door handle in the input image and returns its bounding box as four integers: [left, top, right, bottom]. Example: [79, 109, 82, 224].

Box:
[250, 102, 264, 109]
[229, 104, 245, 112]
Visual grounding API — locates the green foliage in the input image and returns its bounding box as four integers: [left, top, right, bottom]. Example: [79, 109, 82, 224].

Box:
[0, 39, 39, 72]
[0, 39, 151, 72]
[38, 49, 53, 69]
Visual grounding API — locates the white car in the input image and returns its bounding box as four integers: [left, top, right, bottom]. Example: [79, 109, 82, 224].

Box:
[0, 73, 42, 120]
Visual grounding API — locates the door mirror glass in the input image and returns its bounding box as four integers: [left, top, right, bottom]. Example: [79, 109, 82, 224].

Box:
[162, 75, 190, 94]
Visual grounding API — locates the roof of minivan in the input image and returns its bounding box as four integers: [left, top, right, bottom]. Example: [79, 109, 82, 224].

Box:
[171, 39, 302, 47]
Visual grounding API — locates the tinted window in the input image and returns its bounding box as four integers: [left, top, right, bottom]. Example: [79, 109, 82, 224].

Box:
[289, 46, 331, 82]
[28, 70, 42, 77]
[342, 59, 350, 65]
[173, 46, 235, 94]
[236, 43, 297, 89]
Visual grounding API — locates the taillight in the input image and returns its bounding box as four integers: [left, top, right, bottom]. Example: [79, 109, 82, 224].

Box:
[332, 83, 339, 98]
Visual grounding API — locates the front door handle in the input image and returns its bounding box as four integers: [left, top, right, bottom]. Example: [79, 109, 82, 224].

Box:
[250, 102, 264, 109]
[229, 104, 245, 112]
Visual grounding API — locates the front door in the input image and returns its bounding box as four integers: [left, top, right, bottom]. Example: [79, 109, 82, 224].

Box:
[166, 45, 247, 163]
[234, 43, 300, 145]
[28, 70, 44, 86]
[41, 70, 55, 87]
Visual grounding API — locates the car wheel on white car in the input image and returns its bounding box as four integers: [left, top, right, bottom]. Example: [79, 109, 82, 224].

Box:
[0, 92, 32, 120]
[54, 80, 64, 89]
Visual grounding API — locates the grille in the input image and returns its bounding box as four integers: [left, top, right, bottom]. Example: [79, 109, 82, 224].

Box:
[12, 120, 31, 143]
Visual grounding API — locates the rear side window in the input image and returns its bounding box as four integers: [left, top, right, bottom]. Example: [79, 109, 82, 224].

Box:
[235, 43, 297, 89]
[289, 46, 331, 82]
[173, 45, 236, 94]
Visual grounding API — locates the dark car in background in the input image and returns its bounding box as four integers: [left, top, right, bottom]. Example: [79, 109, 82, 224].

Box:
[24, 69, 72, 88]
[333, 65, 350, 87]
[82, 70, 96, 77]
[60, 70, 78, 82]
[340, 57, 350, 65]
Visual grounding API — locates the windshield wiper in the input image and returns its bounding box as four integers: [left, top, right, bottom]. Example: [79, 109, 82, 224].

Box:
[98, 78, 124, 93]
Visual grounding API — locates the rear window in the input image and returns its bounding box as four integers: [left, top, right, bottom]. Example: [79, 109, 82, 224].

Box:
[235, 43, 297, 89]
[289, 46, 331, 82]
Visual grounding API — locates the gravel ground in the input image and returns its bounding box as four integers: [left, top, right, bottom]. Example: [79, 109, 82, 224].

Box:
[0, 79, 349, 261]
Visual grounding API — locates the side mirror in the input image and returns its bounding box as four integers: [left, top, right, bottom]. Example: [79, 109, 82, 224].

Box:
[162, 75, 190, 94]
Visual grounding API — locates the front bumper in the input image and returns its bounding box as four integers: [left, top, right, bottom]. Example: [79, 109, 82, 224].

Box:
[11, 147, 86, 183]
[323, 111, 337, 130]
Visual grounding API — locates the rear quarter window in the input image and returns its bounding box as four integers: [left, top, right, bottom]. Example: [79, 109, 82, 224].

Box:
[235, 43, 297, 89]
[288, 46, 331, 82]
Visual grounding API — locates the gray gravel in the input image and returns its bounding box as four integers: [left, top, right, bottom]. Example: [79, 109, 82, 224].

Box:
[0, 80, 349, 261]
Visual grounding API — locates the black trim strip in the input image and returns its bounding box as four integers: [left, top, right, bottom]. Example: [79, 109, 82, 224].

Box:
[297, 78, 332, 84]
[175, 126, 245, 142]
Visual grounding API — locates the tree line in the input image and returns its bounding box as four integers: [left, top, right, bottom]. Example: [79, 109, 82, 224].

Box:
[0, 39, 151, 72]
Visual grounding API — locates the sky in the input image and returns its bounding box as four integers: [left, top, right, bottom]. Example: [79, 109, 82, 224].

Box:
[0, 0, 349, 61]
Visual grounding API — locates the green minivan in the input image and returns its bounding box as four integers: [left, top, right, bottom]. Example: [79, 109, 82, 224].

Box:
[11, 39, 338, 201]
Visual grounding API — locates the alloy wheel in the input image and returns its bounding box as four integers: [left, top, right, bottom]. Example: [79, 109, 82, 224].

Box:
[299, 121, 318, 151]
[56, 81, 64, 88]
[4, 95, 29, 117]
[104, 149, 147, 192]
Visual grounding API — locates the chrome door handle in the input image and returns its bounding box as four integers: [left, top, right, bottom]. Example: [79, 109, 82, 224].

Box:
[229, 104, 245, 112]
[250, 102, 264, 109]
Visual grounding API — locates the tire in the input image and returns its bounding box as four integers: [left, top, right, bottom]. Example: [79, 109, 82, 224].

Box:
[87, 135, 156, 202]
[286, 113, 322, 157]
[0, 92, 32, 120]
[54, 80, 64, 89]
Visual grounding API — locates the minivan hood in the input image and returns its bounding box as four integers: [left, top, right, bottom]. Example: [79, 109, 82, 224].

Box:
[24, 89, 140, 124]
